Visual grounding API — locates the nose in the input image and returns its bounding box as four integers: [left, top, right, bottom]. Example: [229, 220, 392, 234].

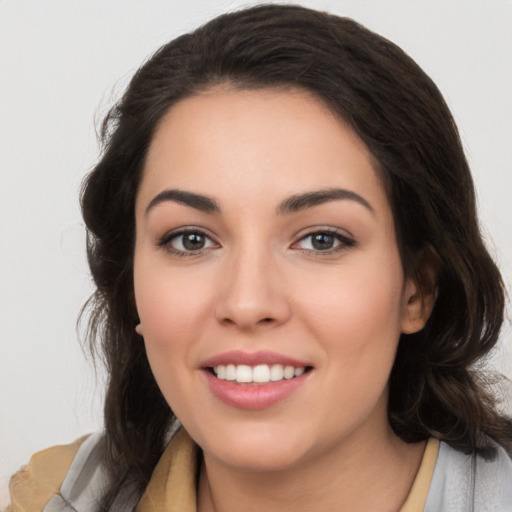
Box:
[215, 247, 292, 331]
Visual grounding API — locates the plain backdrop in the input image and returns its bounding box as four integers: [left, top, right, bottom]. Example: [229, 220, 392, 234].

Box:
[1, 0, 511, 505]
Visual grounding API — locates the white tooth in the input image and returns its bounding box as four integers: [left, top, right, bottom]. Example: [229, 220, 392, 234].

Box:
[215, 365, 226, 379]
[253, 364, 271, 383]
[284, 366, 295, 379]
[270, 364, 284, 381]
[225, 364, 236, 381]
[294, 367, 305, 377]
[236, 365, 252, 383]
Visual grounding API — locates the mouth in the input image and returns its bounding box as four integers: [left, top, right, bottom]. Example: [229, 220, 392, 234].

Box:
[200, 351, 314, 409]
[208, 363, 313, 384]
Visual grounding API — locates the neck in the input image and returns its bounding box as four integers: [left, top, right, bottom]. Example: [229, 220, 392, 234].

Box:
[197, 426, 425, 512]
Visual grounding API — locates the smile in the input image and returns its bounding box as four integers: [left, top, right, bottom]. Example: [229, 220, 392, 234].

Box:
[212, 364, 306, 384]
[201, 351, 313, 409]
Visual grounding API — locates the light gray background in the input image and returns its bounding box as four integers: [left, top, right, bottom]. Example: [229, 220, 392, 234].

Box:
[1, 0, 511, 505]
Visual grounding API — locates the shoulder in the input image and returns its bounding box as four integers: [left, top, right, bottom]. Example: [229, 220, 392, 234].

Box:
[8, 433, 103, 512]
[425, 439, 512, 511]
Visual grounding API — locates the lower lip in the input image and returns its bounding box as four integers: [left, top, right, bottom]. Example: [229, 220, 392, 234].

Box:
[202, 370, 310, 410]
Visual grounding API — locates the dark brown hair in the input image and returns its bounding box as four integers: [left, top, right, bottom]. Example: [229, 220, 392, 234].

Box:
[80, 4, 510, 508]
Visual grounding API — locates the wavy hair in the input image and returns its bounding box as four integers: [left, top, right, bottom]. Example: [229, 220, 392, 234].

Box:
[80, 4, 510, 508]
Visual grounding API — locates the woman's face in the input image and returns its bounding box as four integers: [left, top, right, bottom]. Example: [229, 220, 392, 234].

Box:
[134, 87, 425, 472]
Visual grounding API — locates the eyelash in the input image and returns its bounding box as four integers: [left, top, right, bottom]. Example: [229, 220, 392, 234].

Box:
[292, 229, 356, 255]
[157, 228, 356, 257]
[157, 228, 218, 258]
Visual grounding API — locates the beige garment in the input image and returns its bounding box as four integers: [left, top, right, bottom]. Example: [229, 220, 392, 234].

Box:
[7, 436, 88, 512]
[135, 428, 197, 512]
[400, 438, 439, 511]
[8, 430, 438, 511]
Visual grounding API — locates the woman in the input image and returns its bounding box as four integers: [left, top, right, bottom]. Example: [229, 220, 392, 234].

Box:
[9, 4, 512, 511]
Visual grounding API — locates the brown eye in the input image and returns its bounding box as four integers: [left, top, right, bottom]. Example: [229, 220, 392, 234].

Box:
[159, 229, 217, 254]
[311, 233, 336, 250]
[181, 232, 207, 250]
[294, 230, 355, 253]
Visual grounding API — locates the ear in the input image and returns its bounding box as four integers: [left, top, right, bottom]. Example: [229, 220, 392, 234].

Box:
[401, 246, 439, 334]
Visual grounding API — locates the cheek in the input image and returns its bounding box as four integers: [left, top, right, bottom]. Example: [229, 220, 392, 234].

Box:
[298, 258, 405, 429]
[298, 254, 405, 370]
[134, 267, 212, 421]
[133, 256, 213, 385]
[137, 280, 201, 341]
[135, 249, 212, 329]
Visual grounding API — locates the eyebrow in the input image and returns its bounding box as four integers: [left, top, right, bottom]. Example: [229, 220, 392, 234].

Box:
[276, 188, 374, 215]
[145, 189, 221, 215]
[145, 187, 374, 216]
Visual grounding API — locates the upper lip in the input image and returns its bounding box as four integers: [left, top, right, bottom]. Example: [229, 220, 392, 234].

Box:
[201, 350, 311, 368]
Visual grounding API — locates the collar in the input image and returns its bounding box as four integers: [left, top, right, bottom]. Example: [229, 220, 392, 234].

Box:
[135, 430, 438, 512]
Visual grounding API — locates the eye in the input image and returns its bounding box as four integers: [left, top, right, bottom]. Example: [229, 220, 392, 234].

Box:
[158, 229, 218, 255]
[293, 230, 355, 253]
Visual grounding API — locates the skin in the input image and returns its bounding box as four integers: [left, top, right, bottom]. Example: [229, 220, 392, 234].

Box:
[133, 87, 433, 511]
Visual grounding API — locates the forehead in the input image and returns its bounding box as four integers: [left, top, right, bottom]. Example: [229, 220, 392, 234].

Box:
[138, 87, 387, 215]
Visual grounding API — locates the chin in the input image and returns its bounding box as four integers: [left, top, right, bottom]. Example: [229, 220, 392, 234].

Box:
[210, 445, 306, 473]
[198, 424, 311, 472]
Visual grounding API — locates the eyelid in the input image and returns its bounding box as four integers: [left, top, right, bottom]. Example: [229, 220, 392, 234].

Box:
[291, 227, 356, 253]
[157, 226, 220, 256]
[155, 225, 355, 257]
